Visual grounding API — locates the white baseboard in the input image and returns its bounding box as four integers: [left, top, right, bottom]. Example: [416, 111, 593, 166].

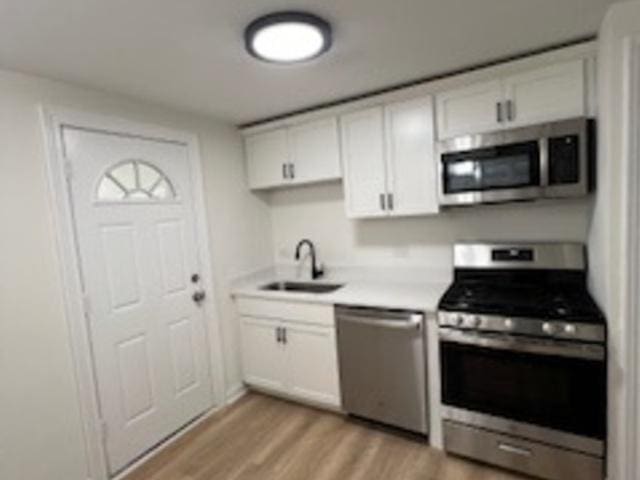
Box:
[225, 384, 248, 405]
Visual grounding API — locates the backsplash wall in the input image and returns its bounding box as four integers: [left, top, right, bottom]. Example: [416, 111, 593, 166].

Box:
[268, 181, 593, 278]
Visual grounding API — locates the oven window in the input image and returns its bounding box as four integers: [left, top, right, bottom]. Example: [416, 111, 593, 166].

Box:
[442, 141, 540, 194]
[440, 341, 606, 439]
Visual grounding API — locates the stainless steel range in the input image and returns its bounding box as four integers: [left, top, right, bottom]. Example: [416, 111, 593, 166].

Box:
[438, 243, 606, 480]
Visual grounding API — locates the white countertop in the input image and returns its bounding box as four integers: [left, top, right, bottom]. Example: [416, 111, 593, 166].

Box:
[232, 275, 449, 312]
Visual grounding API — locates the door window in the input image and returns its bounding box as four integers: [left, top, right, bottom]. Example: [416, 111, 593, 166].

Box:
[97, 160, 176, 201]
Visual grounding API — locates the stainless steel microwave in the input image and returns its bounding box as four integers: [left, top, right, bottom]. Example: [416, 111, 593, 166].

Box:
[437, 117, 594, 207]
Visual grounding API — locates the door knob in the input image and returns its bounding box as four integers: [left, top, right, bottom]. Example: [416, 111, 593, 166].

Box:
[192, 290, 206, 305]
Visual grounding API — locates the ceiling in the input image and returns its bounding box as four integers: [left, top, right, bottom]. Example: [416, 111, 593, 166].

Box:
[0, 0, 619, 124]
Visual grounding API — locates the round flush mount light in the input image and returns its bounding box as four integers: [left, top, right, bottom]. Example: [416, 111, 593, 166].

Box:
[245, 12, 332, 64]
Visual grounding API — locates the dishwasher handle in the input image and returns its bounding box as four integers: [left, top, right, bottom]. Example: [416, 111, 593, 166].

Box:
[338, 313, 423, 331]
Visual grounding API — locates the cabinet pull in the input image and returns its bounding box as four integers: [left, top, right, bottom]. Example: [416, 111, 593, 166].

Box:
[289, 163, 295, 179]
[275, 327, 282, 343]
[282, 163, 288, 180]
[387, 193, 394, 211]
[282, 327, 287, 344]
[506, 100, 515, 122]
[496, 102, 504, 123]
[379, 193, 386, 211]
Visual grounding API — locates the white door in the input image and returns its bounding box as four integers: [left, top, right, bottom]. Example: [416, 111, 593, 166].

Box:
[436, 79, 504, 138]
[240, 317, 286, 392]
[288, 117, 342, 185]
[245, 128, 289, 189]
[284, 322, 340, 407]
[504, 60, 586, 128]
[340, 106, 388, 218]
[63, 128, 214, 474]
[385, 96, 439, 217]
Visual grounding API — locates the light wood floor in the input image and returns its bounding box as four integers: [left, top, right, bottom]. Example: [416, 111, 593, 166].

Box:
[125, 393, 527, 480]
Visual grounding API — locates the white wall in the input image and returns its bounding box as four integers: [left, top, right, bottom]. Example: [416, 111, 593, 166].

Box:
[269, 181, 592, 274]
[589, 2, 640, 479]
[0, 68, 272, 480]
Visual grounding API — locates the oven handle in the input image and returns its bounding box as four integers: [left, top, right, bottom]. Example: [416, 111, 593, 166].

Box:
[439, 328, 605, 361]
[539, 137, 549, 187]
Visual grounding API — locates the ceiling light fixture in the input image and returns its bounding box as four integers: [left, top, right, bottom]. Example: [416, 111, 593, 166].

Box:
[245, 12, 332, 64]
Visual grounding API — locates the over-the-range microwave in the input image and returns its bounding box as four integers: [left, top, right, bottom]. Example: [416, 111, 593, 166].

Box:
[437, 117, 595, 207]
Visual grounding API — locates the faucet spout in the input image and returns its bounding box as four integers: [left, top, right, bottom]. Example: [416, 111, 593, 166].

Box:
[294, 239, 324, 280]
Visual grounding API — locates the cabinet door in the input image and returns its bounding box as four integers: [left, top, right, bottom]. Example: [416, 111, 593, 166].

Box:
[340, 107, 388, 218]
[245, 129, 289, 189]
[289, 117, 342, 185]
[385, 96, 439, 216]
[504, 60, 585, 128]
[436, 80, 504, 139]
[283, 322, 340, 407]
[240, 317, 285, 392]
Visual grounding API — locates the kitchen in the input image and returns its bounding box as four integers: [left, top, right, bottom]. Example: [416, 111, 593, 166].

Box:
[1, 2, 638, 480]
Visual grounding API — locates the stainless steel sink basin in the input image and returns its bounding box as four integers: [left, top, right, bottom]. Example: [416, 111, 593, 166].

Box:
[260, 281, 344, 294]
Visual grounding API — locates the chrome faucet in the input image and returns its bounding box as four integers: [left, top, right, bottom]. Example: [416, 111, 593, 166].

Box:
[294, 239, 324, 280]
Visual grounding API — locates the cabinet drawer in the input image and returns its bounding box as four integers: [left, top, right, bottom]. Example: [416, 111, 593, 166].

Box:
[236, 297, 334, 326]
[444, 421, 603, 480]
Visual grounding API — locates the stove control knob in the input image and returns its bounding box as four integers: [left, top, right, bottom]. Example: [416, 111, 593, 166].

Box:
[564, 324, 577, 335]
[465, 315, 481, 329]
[503, 318, 514, 330]
[542, 322, 558, 335]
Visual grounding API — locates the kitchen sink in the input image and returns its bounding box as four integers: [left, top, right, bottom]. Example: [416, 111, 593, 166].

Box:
[260, 281, 344, 294]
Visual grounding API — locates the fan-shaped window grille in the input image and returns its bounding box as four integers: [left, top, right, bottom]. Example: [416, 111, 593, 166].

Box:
[97, 160, 176, 201]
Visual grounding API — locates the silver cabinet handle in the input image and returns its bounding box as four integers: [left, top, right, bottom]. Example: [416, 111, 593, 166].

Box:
[289, 163, 295, 179]
[496, 102, 504, 123]
[506, 100, 515, 122]
[282, 163, 288, 179]
[282, 327, 287, 344]
[498, 442, 532, 457]
[387, 193, 394, 211]
[275, 326, 281, 343]
[379, 193, 386, 211]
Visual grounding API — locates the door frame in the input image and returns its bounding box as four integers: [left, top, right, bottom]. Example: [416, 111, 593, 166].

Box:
[41, 107, 226, 480]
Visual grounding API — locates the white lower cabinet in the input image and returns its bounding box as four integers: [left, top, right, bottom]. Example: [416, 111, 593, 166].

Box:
[284, 322, 340, 406]
[239, 305, 341, 409]
[240, 316, 287, 393]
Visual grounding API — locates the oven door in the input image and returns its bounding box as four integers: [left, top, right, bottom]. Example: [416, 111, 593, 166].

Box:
[440, 140, 542, 206]
[439, 328, 606, 442]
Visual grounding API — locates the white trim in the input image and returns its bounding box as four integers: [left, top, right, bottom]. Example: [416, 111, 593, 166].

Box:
[41, 107, 226, 479]
[620, 35, 640, 480]
[225, 384, 248, 405]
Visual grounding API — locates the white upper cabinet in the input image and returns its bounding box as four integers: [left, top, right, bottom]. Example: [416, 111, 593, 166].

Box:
[436, 80, 504, 139]
[341, 106, 388, 218]
[288, 117, 341, 185]
[385, 96, 439, 216]
[436, 60, 587, 139]
[341, 97, 439, 219]
[503, 60, 585, 128]
[245, 128, 289, 189]
[244, 116, 342, 190]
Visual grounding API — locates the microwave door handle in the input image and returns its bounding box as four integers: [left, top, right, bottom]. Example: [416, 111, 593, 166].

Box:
[539, 137, 549, 187]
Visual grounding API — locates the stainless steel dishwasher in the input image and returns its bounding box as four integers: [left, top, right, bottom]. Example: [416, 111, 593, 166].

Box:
[335, 305, 428, 435]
